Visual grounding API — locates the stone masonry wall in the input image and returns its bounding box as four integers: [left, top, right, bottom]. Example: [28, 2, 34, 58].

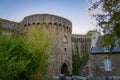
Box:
[89, 53, 120, 77]
[71, 34, 91, 75]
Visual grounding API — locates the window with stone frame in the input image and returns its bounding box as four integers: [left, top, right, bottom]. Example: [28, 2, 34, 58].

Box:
[62, 35, 68, 43]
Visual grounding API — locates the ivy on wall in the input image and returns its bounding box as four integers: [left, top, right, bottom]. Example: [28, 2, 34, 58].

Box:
[72, 41, 89, 76]
[72, 53, 82, 75]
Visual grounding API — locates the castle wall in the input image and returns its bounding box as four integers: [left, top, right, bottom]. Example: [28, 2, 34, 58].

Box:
[71, 34, 91, 56]
[0, 18, 18, 34]
[71, 34, 91, 75]
[0, 14, 92, 78]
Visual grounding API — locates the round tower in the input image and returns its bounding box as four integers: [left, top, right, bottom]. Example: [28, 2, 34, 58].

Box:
[22, 14, 72, 77]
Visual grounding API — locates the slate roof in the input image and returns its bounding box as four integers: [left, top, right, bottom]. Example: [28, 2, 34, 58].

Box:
[91, 36, 120, 54]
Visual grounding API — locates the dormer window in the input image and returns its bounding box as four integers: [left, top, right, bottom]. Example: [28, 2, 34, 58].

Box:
[104, 46, 110, 52]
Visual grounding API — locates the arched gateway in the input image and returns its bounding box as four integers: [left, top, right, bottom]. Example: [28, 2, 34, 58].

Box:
[61, 63, 69, 75]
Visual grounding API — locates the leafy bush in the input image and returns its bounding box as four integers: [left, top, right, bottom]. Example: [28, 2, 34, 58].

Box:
[26, 25, 51, 80]
[0, 25, 50, 80]
[0, 36, 36, 80]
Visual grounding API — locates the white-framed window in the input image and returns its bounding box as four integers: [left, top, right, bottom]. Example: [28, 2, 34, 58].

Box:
[104, 58, 112, 71]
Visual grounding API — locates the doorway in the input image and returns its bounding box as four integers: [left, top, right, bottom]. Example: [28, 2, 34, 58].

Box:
[61, 63, 69, 75]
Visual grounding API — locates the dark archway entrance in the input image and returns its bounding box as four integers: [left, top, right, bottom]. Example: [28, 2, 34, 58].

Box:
[61, 63, 69, 75]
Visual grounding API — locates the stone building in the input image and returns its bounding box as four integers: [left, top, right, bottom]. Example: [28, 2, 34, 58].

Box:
[90, 33, 120, 77]
[0, 14, 91, 78]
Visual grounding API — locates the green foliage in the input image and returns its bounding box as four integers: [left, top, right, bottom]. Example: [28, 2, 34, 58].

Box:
[0, 25, 51, 80]
[26, 25, 51, 80]
[72, 54, 81, 75]
[89, 0, 120, 37]
[88, 0, 120, 51]
[42, 22, 48, 26]
[86, 30, 93, 36]
[102, 34, 113, 46]
[0, 21, 2, 35]
[72, 43, 89, 75]
[0, 35, 37, 80]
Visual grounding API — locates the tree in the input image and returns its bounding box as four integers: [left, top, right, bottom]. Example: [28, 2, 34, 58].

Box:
[88, 0, 120, 52]
[0, 25, 51, 80]
[26, 25, 51, 80]
[0, 35, 37, 80]
[0, 21, 2, 35]
[86, 30, 93, 36]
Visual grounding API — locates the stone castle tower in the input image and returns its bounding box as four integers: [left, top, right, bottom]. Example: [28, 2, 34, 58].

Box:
[0, 14, 91, 78]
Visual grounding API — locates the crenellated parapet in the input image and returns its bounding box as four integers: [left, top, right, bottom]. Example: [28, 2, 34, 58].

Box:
[0, 14, 72, 34]
[71, 34, 91, 42]
[0, 18, 18, 29]
[0, 18, 19, 34]
[22, 14, 72, 29]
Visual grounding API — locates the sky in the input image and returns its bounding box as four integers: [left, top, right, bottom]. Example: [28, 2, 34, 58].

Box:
[0, 0, 95, 34]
